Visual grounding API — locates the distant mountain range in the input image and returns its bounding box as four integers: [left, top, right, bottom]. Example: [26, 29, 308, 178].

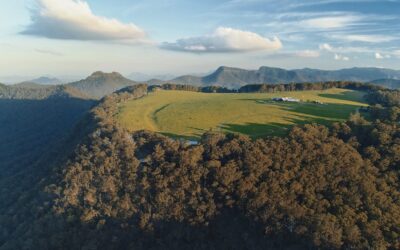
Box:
[13, 76, 63, 87]
[2, 66, 400, 100]
[13, 82, 50, 89]
[31, 76, 63, 85]
[1, 72, 136, 100]
[128, 72, 176, 82]
[156, 66, 400, 89]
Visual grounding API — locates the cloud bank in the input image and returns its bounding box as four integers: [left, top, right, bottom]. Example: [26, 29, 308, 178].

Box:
[301, 15, 361, 29]
[21, 0, 148, 43]
[319, 43, 334, 52]
[162, 27, 282, 53]
[375, 52, 391, 59]
[295, 50, 320, 58]
[333, 34, 396, 43]
[334, 54, 350, 61]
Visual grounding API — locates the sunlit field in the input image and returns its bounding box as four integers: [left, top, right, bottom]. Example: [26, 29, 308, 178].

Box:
[118, 88, 367, 138]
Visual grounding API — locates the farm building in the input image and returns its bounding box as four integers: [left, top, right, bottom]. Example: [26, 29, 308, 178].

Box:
[272, 97, 300, 102]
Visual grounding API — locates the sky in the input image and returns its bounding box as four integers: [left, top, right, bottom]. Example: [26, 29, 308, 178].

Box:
[0, 0, 399, 82]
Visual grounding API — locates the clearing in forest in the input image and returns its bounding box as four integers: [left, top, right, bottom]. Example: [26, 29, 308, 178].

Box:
[117, 88, 367, 138]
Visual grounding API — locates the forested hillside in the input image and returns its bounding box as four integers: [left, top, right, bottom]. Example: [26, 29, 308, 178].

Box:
[1, 83, 399, 249]
[164, 66, 400, 89]
[0, 87, 95, 250]
[67, 71, 138, 99]
[0, 84, 89, 100]
[0, 80, 95, 172]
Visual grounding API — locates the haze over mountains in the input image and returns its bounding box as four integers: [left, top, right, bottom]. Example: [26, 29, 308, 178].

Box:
[162, 66, 400, 89]
[70, 66, 400, 94]
[14, 76, 63, 87]
[1, 66, 400, 100]
[0, 72, 136, 100]
[128, 72, 176, 82]
[29, 76, 63, 85]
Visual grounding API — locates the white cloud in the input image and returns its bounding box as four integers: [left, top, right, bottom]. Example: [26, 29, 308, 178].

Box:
[375, 52, 384, 59]
[295, 50, 320, 58]
[319, 43, 374, 54]
[375, 52, 391, 59]
[335, 34, 396, 43]
[321, 43, 396, 60]
[319, 43, 334, 52]
[161, 27, 282, 53]
[22, 0, 148, 43]
[334, 54, 350, 61]
[301, 15, 361, 29]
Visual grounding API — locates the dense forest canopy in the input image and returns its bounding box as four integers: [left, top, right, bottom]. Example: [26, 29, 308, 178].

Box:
[0, 82, 399, 249]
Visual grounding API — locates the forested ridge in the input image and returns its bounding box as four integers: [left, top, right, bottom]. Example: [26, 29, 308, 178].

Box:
[151, 80, 385, 93]
[154, 66, 400, 89]
[0, 83, 399, 249]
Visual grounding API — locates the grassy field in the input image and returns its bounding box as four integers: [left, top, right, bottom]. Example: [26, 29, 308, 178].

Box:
[117, 88, 367, 138]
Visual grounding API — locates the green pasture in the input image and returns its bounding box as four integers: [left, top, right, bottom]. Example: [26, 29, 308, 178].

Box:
[117, 88, 367, 138]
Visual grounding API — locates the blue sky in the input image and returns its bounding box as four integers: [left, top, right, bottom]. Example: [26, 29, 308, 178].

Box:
[0, 0, 399, 82]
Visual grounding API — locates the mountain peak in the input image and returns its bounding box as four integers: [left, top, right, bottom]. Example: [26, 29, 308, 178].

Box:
[215, 66, 242, 73]
[216, 66, 228, 71]
[69, 71, 137, 99]
[89, 71, 124, 79]
[29, 76, 62, 85]
[258, 66, 285, 71]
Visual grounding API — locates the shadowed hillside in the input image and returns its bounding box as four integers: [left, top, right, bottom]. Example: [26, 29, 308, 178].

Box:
[0, 98, 95, 174]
